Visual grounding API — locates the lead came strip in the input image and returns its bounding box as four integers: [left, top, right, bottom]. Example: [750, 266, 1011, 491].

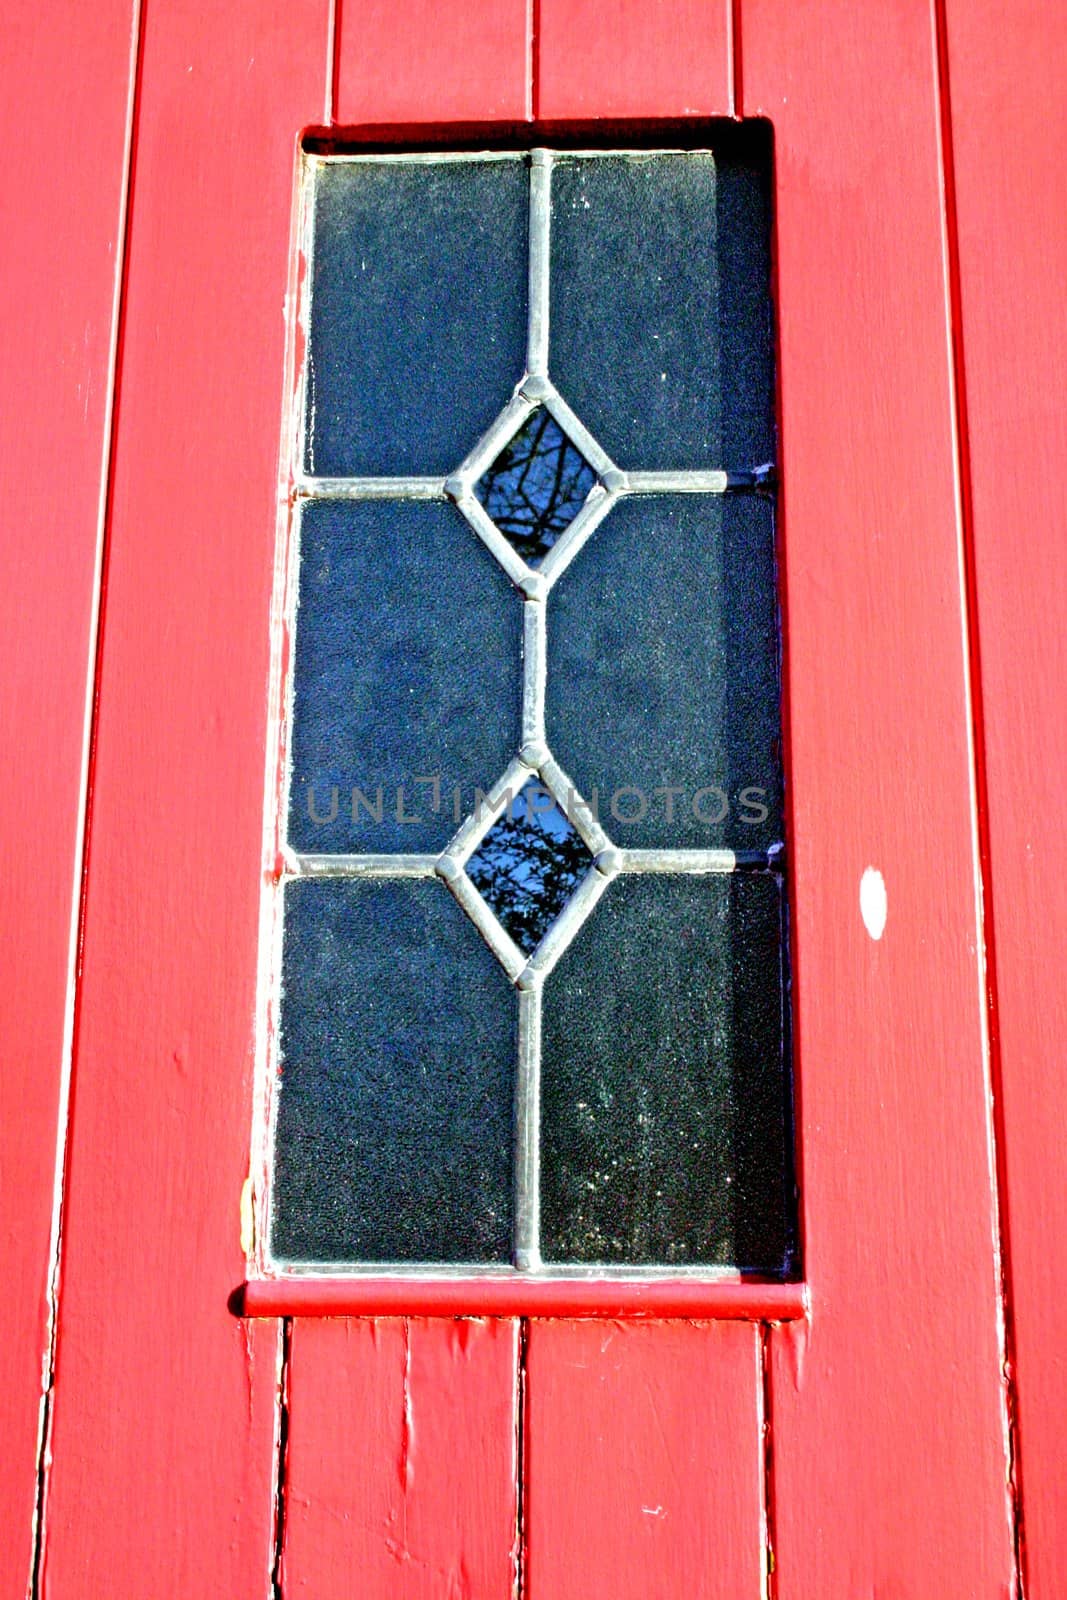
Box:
[290, 853, 439, 878]
[522, 600, 547, 754]
[292, 475, 447, 501]
[527, 149, 552, 378]
[618, 849, 777, 874]
[514, 982, 543, 1269]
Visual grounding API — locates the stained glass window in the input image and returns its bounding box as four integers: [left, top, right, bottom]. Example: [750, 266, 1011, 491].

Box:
[268, 135, 796, 1276]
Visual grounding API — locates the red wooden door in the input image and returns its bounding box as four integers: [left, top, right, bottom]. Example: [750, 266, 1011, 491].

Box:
[4, 3, 1064, 1596]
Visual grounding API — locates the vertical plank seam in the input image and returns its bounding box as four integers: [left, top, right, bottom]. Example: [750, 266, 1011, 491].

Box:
[513, 1318, 529, 1599]
[529, 0, 541, 122]
[29, 0, 146, 1590]
[327, 0, 342, 126]
[270, 1318, 293, 1600]
[728, 0, 743, 118]
[759, 1324, 778, 1600]
[932, 3, 1026, 1593]
[324, 0, 337, 123]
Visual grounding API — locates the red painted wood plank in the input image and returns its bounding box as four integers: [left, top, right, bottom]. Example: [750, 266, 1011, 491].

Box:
[244, 1276, 806, 1319]
[741, 2, 1015, 1592]
[941, 3, 1067, 1591]
[283, 1318, 519, 1596]
[37, 3, 330, 1592]
[525, 1321, 764, 1598]
[0, 6, 136, 1591]
[536, 0, 731, 120]
[510, 22, 751, 1592]
[334, 0, 530, 126]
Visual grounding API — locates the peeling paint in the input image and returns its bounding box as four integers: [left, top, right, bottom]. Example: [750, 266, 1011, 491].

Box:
[240, 1175, 255, 1255]
[240, 1315, 256, 1428]
[448, 1316, 479, 1358]
[778, 1313, 810, 1394]
[399, 1319, 415, 1493]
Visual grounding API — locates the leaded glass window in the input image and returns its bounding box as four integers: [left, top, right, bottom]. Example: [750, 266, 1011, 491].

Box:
[266, 135, 796, 1277]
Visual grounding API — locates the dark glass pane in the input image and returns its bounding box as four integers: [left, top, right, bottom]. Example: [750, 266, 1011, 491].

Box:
[540, 873, 794, 1270]
[549, 144, 774, 469]
[475, 408, 598, 564]
[466, 778, 593, 952]
[545, 495, 782, 852]
[271, 877, 516, 1263]
[288, 499, 521, 855]
[305, 157, 528, 476]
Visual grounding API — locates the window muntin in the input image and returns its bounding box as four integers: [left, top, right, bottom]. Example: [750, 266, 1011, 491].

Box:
[266, 139, 795, 1277]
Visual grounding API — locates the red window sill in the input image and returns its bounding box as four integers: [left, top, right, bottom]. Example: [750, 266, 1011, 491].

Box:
[239, 1275, 808, 1320]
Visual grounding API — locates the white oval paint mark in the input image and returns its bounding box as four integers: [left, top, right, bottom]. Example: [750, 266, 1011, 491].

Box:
[860, 867, 887, 940]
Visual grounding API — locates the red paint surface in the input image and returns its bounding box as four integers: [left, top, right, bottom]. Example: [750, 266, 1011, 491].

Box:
[525, 1321, 764, 1597]
[942, 1, 1067, 1590]
[536, 0, 731, 119]
[38, 1, 329, 1591]
[0, 6, 136, 1591]
[334, 0, 530, 126]
[283, 1318, 518, 1595]
[244, 1276, 806, 1319]
[9, 0, 1062, 1589]
[742, 0, 1015, 1591]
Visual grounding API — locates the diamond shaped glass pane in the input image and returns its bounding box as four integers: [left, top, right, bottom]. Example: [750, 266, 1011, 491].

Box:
[474, 409, 598, 565]
[466, 779, 593, 952]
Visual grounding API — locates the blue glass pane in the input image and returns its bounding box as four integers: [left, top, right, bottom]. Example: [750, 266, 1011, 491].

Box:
[271, 877, 516, 1263]
[540, 872, 794, 1270]
[466, 778, 593, 952]
[305, 157, 528, 476]
[548, 144, 774, 470]
[475, 408, 597, 565]
[545, 495, 782, 852]
[287, 499, 522, 855]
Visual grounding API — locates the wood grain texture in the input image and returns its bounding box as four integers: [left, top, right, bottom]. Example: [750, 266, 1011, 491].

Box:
[37, 2, 329, 1592]
[334, 0, 530, 125]
[942, 2, 1067, 1590]
[741, 1, 1017, 1592]
[282, 1318, 519, 1596]
[524, 1320, 763, 1598]
[536, 0, 731, 119]
[0, 6, 136, 1591]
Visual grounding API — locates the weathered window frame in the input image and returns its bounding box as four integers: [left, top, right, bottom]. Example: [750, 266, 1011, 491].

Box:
[244, 129, 805, 1321]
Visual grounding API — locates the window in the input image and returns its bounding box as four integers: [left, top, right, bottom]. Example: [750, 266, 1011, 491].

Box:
[262, 135, 796, 1281]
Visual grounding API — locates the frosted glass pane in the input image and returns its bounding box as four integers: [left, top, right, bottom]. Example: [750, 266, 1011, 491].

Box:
[271, 878, 516, 1263]
[305, 156, 528, 476]
[549, 143, 774, 469]
[540, 872, 794, 1271]
[288, 499, 521, 855]
[545, 495, 782, 852]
